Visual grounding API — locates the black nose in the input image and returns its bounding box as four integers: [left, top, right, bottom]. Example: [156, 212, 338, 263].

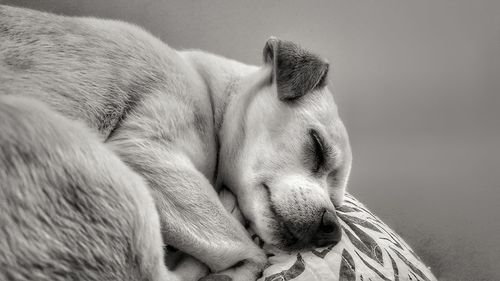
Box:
[313, 210, 342, 247]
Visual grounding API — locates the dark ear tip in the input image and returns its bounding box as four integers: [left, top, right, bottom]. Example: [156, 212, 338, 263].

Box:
[315, 62, 329, 89]
[266, 36, 279, 45]
[263, 36, 280, 63]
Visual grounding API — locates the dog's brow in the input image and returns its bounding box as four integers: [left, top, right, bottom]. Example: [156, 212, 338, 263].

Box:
[320, 129, 341, 171]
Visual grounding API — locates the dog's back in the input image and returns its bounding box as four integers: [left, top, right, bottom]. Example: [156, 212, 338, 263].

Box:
[0, 5, 190, 138]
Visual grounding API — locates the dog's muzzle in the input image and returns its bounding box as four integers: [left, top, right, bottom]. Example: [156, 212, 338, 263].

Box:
[281, 209, 342, 249]
[263, 183, 342, 249]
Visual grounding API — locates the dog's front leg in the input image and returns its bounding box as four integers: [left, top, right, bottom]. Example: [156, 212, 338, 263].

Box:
[107, 139, 266, 281]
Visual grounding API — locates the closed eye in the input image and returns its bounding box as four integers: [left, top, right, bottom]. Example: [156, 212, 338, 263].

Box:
[309, 129, 326, 173]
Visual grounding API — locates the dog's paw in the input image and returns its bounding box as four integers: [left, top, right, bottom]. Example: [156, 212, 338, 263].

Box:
[199, 274, 233, 281]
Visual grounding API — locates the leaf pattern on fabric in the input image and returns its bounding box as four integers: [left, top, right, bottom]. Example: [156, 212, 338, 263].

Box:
[379, 235, 404, 250]
[344, 195, 376, 217]
[337, 213, 382, 233]
[259, 194, 437, 281]
[339, 249, 356, 281]
[391, 247, 432, 281]
[355, 252, 391, 281]
[311, 245, 335, 258]
[380, 226, 408, 251]
[337, 205, 362, 213]
[342, 223, 384, 266]
[409, 271, 421, 281]
[342, 226, 374, 259]
[264, 253, 305, 281]
[386, 250, 399, 281]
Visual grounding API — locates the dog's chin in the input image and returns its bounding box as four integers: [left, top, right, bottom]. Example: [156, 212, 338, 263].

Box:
[252, 211, 315, 252]
[253, 184, 315, 251]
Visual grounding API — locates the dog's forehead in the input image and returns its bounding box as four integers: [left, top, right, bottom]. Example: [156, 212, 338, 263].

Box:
[296, 88, 339, 125]
[294, 88, 349, 145]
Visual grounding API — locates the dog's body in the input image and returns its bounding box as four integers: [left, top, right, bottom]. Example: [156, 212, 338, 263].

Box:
[0, 5, 352, 281]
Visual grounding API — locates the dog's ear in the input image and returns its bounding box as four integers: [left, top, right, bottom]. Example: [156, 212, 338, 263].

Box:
[263, 37, 329, 101]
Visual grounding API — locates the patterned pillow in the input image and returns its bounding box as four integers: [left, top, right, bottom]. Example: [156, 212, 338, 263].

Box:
[255, 194, 437, 281]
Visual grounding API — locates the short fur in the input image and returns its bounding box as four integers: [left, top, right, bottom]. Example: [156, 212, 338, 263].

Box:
[0, 5, 352, 281]
[0, 96, 170, 281]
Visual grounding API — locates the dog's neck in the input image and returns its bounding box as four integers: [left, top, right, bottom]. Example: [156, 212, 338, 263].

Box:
[180, 50, 259, 133]
[180, 50, 269, 190]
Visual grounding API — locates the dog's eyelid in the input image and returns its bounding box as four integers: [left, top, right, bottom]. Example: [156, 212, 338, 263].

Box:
[309, 129, 328, 173]
[309, 129, 322, 150]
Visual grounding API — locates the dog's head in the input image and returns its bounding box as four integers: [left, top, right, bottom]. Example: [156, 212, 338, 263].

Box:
[219, 38, 352, 250]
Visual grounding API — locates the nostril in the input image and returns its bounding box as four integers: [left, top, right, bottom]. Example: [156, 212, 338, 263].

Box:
[319, 210, 339, 233]
[313, 210, 342, 247]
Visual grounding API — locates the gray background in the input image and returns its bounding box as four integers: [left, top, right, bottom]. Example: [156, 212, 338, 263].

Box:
[2, 0, 499, 280]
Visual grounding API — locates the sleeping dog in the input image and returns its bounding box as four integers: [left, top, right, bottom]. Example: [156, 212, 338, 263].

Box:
[0, 5, 352, 281]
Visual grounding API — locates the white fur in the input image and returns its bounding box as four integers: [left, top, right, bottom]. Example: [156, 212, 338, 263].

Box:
[0, 4, 352, 281]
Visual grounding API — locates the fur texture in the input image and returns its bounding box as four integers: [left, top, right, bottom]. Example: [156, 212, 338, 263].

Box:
[0, 4, 352, 281]
[0, 96, 171, 281]
[263, 37, 329, 101]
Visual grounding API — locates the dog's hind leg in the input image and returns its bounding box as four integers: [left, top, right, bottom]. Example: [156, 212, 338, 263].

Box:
[0, 95, 181, 281]
[107, 138, 267, 281]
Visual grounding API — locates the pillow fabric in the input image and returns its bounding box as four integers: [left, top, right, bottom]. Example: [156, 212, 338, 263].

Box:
[254, 194, 437, 281]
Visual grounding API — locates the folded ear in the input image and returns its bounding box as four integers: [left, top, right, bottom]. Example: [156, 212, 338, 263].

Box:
[263, 37, 329, 101]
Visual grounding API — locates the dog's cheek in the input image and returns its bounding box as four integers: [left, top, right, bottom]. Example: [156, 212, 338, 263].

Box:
[247, 197, 279, 243]
[329, 187, 346, 207]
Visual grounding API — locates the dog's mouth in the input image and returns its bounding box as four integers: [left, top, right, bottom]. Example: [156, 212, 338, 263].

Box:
[260, 183, 310, 250]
